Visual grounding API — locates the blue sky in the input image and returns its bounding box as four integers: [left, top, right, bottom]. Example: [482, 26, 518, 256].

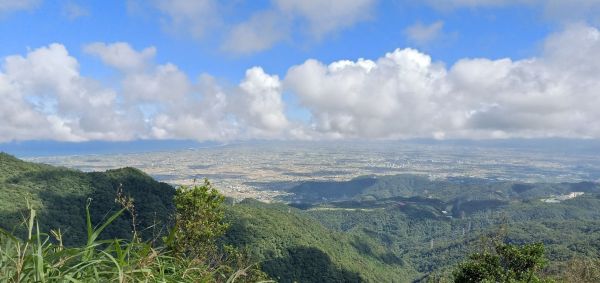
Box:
[1, 0, 600, 143]
[0, 1, 551, 81]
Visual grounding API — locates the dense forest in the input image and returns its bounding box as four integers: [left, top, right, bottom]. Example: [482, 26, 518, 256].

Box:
[0, 152, 175, 244]
[1, 152, 600, 282]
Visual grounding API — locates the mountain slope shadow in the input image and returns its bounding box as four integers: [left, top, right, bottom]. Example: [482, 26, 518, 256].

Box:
[1, 165, 175, 245]
[261, 246, 363, 283]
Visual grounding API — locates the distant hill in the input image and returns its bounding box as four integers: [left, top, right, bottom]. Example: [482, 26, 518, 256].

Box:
[0, 152, 175, 244]
[285, 174, 600, 205]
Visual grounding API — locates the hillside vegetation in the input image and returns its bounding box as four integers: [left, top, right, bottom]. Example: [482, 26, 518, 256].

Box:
[2, 153, 600, 282]
[0, 156, 267, 282]
[0, 152, 174, 244]
[223, 199, 417, 282]
[225, 174, 600, 281]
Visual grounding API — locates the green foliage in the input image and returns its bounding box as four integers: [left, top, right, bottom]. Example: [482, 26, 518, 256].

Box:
[0, 202, 216, 282]
[223, 199, 417, 282]
[261, 246, 362, 283]
[453, 242, 551, 283]
[0, 153, 175, 245]
[0, 154, 268, 282]
[170, 180, 229, 258]
[175, 174, 600, 282]
[555, 257, 600, 282]
[0, 192, 267, 282]
[3, 153, 600, 282]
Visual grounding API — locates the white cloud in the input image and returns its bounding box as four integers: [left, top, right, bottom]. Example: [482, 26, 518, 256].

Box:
[0, 0, 40, 14]
[222, 11, 290, 55]
[144, 73, 236, 141]
[3, 24, 600, 142]
[122, 63, 191, 105]
[226, 0, 375, 53]
[0, 43, 284, 142]
[285, 49, 448, 138]
[145, 0, 376, 54]
[62, 2, 89, 20]
[153, 0, 220, 39]
[236, 67, 289, 136]
[274, 0, 375, 38]
[424, 0, 600, 23]
[85, 42, 291, 141]
[285, 23, 600, 139]
[84, 42, 156, 72]
[0, 44, 140, 142]
[404, 20, 445, 46]
[542, 1, 600, 24]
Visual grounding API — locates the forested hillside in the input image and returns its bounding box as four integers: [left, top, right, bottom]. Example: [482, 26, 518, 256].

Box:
[225, 174, 600, 281]
[223, 199, 417, 282]
[0, 152, 175, 244]
[220, 193, 600, 281]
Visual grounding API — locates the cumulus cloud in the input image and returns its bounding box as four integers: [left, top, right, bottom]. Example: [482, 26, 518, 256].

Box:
[236, 67, 289, 136]
[144, 73, 235, 141]
[285, 49, 448, 138]
[150, 67, 291, 140]
[404, 20, 445, 46]
[0, 44, 140, 142]
[0, 42, 295, 142]
[3, 24, 600, 142]
[285, 23, 600, 139]
[87, 42, 293, 141]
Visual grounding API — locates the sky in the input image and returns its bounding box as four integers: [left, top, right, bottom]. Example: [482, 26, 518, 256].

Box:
[1, 0, 600, 143]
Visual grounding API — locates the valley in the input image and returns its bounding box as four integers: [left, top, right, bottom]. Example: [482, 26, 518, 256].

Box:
[3, 146, 600, 281]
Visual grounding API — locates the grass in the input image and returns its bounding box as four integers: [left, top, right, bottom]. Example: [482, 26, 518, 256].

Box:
[0, 199, 261, 282]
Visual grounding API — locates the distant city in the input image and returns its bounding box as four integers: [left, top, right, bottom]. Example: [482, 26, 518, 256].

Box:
[27, 140, 600, 202]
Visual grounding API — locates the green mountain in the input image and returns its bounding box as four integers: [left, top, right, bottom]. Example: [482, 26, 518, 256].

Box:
[2, 152, 600, 282]
[223, 199, 418, 282]
[221, 191, 600, 281]
[284, 174, 600, 205]
[225, 174, 600, 281]
[0, 152, 175, 244]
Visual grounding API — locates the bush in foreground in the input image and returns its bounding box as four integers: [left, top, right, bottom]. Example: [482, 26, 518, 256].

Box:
[0, 181, 270, 282]
[453, 241, 552, 283]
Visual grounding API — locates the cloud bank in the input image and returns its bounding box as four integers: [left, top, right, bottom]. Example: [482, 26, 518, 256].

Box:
[288, 23, 600, 139]
[2, 24, 600, 142]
